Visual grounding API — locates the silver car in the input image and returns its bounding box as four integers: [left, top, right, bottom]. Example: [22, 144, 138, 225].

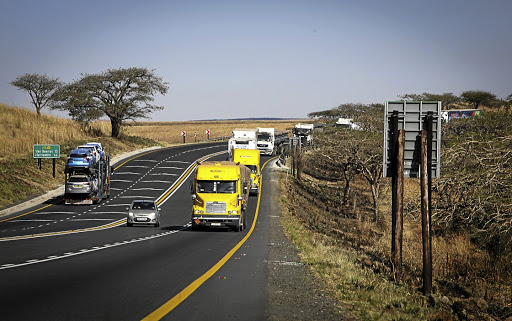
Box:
[65, 175, 92, 194]
[127, 200, 161, 227]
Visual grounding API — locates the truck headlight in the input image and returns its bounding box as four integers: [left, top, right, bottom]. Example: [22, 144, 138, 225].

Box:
[232, 210, 237, 215]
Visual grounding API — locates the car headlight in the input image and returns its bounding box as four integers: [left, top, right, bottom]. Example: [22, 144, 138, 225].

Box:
[128, 212, 134, 217]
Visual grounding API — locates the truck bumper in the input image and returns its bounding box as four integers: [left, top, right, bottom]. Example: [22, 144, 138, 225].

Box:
[191, 214, 240, 229]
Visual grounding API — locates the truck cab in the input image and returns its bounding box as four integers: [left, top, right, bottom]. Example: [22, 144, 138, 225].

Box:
[191, 161, 250, 232]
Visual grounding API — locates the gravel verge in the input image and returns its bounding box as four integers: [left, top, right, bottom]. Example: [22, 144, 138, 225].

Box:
[266, 162, 354, 321]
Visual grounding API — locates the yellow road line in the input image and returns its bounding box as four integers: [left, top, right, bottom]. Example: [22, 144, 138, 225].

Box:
[155, 151, 226, 206]
[0, 219, 126, 242]
[0, 203, 53, 223]
[142, 157, 276, 321]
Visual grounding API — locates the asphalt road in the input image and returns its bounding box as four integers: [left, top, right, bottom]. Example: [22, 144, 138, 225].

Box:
[0, 142, 276, 321]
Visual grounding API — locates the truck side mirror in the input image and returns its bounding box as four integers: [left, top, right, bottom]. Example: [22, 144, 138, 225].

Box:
[189, 181, 193, 194]
[237, 196, 243, 201]
[191, 194, 197, 200]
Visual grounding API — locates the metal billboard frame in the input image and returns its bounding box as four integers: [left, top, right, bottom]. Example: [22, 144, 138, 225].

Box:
[383, 101, 441, 178]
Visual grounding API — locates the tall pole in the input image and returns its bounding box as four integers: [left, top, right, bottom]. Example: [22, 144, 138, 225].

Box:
[421, 129, 432, 296]
[393, 129, 405, 280]
[390, 111, 401, 279]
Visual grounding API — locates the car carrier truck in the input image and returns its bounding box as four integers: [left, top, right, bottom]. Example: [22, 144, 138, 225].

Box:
[64, 152, 111, 205]
[191, 161, 251, 232]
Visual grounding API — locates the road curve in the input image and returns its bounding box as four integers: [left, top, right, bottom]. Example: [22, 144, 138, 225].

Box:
[0, 142, 278, 320]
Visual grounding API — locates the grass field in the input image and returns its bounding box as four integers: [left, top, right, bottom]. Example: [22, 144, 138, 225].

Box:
[124, 120, 303, 145]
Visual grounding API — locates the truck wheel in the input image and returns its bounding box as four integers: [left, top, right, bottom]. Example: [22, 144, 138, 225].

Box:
[242, 212, 247, 230]
[232, 222, 241, 232]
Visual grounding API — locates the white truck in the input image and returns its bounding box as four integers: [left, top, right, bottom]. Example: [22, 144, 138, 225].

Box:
[228, 128, 258, 158]
[335, 118, 362, 130]
[256, 127, 288, 156]
[293, 124, 315, 146]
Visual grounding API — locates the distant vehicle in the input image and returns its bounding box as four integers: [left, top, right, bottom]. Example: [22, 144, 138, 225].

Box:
[227, 137, 258, 158]
[256, 127, 288, 155]
[127, 200, 161, 227]
[66, 148, 95, 170]
[335, 118, 362, 130]
[65, 174, 95, 195]
[232, 148, 261, 195]
[293, 123, 315, 146]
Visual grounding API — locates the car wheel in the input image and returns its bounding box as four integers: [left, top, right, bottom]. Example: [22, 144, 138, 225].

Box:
[155, 221, 160, 227]
[127, 222, 133, 227]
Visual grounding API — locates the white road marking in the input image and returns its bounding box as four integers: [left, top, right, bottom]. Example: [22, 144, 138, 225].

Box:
[35, 212, 78, 215]
[149, 173, 177, 176]
[113, 172, 141, 175]
[141, 180, 172, 183]
[110, 179, 133, 183]
[69, 219, 117, 221]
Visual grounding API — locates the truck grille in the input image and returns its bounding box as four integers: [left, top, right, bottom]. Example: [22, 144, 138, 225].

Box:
[205, 202, 227, 214]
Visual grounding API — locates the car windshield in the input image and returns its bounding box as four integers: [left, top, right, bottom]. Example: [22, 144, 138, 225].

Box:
[70, 153, 88, 158]
[68, 177, 89, 183]
[132, 202, 155, 210]
[197, 180, 236, 194]
[246, 165, 258, 174]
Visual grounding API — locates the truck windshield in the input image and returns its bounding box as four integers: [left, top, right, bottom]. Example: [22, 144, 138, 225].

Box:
[197, 180, 236, 193]
[246, 165, 258, 174]
[258, 133, 271, 141]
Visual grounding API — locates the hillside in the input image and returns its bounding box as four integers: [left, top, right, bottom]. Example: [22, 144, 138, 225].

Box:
[0, 104, 160, 209]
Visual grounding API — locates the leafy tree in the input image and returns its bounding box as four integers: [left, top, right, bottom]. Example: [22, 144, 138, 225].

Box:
[506, 93, 512, 103]
[52, 67, 169, 138]
[461, 90, 496, 109]
[10, 73, 62, 116]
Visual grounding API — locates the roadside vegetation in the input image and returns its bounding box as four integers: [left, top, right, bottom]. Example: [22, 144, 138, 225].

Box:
[281, 92, 512, 320]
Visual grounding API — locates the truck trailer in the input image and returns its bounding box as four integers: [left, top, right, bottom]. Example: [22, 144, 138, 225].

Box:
[191, 161, 251, 232]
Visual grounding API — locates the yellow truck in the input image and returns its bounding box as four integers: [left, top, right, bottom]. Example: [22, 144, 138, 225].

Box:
[191, 161, 251, 232]
[232, 148, 260, 195]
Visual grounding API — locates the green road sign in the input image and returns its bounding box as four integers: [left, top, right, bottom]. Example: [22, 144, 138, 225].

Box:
[33, 144, 60, 158]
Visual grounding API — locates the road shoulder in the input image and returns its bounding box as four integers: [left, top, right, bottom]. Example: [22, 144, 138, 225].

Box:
[266, 161, 351, 320]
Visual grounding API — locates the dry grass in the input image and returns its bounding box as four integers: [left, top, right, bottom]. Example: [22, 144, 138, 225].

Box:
[124, 120, 302, 145]
[0, 104, 111, 159]
[284, 168, 512, 320]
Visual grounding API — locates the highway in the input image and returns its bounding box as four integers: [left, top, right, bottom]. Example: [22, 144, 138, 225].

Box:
[0, 142, 275, 320]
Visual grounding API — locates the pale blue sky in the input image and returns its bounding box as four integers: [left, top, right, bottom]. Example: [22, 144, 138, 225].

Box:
[1, 0, 511, 121]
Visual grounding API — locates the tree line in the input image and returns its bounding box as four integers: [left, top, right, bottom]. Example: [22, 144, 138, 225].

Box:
[10, 68, 169, 138]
